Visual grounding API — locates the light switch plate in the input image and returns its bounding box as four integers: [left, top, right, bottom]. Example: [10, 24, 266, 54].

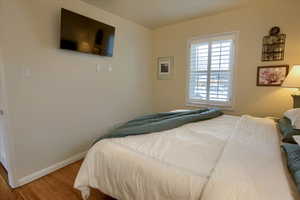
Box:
[108, 64, 112, 72]
[23, 67, 31, 78]
[96, 64, 101, 72]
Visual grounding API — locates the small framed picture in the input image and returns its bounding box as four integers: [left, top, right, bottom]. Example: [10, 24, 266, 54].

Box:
[257, 65, 289, 86]
[158, 57, 173, 80]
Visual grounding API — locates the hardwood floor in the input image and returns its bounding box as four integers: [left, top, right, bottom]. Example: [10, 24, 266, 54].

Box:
[0, 161, 115, 200]
[0, 162, 9, 184]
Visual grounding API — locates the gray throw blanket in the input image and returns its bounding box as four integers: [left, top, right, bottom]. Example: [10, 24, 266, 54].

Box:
[94, 108, 223, 144]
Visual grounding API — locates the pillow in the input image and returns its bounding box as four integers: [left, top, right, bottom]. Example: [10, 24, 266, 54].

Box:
[284, 108, 300, 129]
[278, 117, 300, 143]
[294, 136, 300, 145]
[282, 143, 300, 192]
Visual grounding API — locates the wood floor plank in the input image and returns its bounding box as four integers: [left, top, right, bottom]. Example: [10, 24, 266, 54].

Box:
[1, 160, 115, 200]
[0, 171, 24, 200]
[0, 162, 9, 184]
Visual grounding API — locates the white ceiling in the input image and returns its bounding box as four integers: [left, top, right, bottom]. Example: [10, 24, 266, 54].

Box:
[82, 0, 248, 29]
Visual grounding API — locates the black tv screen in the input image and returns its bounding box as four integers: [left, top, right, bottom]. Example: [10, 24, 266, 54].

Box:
[60, 8, 115, 57]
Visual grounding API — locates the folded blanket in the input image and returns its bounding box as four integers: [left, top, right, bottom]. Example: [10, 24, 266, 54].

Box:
[94, 108, 223, 144]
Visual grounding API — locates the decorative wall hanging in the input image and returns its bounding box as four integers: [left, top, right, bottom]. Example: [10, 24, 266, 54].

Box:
[262, 26, 286, 61]
[257, 65, 289, 86]
[157, 57, 173, 80]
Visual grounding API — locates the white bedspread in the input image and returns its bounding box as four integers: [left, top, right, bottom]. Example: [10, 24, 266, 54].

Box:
[74, 115, 294, 200]
[74, 115, 238, 200]
[201, 115, 294, 200]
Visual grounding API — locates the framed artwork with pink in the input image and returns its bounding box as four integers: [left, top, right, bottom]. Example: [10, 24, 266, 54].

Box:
[257, 65, 289, 86]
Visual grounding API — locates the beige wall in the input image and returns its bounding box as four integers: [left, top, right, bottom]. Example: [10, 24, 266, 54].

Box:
[153, 0, 300, 117]
[0, 48, 7, 169]
[1, 0, 153, 181]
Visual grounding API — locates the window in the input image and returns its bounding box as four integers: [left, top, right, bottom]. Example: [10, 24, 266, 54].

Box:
[187, 32, 237, 108]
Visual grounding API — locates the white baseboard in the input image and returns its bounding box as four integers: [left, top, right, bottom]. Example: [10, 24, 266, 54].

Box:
[18, 151, 87, 187]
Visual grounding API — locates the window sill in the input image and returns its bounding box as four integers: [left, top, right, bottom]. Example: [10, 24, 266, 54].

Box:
[186, 102, 234, 111]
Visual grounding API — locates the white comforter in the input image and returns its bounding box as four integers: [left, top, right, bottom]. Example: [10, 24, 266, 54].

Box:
[201, 115, 294, 200]
[74, 115, 294, 200]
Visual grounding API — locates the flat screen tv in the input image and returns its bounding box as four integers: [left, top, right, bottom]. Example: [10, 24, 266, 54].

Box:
[60, 8, 115, 57]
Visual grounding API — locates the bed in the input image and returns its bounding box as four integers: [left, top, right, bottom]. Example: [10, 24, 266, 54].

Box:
[74, 114, 296, 200]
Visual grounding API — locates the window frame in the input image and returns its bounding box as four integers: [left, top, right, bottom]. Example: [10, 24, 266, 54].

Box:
[186, 32, 239, 110]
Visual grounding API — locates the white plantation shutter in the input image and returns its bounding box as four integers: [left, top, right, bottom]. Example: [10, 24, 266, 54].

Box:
[187, 33, 236, 107]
